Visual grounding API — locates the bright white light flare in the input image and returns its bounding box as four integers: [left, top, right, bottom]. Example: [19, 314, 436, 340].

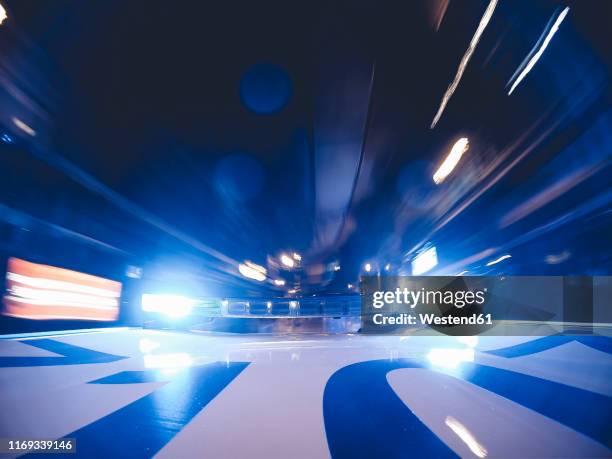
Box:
[433, 138, 469, 184]
[508, 7, 570, 95]
[427, 348, 474, 369]
[485, 254, 511, 266]
[141, 294, 197, 318]
[412, 246, 438, 275]
[0, 3, 7, 25]
[430, 0, 498, 128]
[280, 254, 295, 268]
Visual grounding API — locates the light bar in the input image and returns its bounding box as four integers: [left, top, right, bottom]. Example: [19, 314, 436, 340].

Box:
[141, 294, 197, 318]
[433, 138, 469, 184]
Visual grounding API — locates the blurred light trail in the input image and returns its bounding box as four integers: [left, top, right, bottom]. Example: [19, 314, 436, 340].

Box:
[485, 254, 511, 266]
[12, 117, 36, 136]
[292, 252, 302, 261]
[508, 7, 570, 95]
[545, 250, 571, 265]
[412, 246, 438, 275]
[280, 253, 295, 268]
[273, 279, 286, 286]
[3, 258, 120, 321]
[0, 3, 6, 25]
[445, 416, 488, 458]
[456, 270, 469, 276]
[430, 0, 498, 128]
[433, 138, 469, 184]
[238, 261, 267, 282]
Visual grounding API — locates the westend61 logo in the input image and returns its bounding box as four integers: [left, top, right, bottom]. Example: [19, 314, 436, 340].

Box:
[361, 276, 495, 336]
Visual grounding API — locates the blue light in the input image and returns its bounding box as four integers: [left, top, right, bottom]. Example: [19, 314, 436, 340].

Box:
[141, 294, 197, 318]
[1, 133, 14, 144]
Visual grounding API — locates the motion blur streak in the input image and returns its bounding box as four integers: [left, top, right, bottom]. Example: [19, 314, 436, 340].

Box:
[485, 254, 512, 266]
[445, 416, 488, 458]
[430, 0, 498, 128]
[0, 2, 6, 25]
[433, 138, 469, 184]
[238, 261, 267, 282]
[2, 258, 121, 321]
[500, 161, 608, 228]
[280, 254, 295, 268]
[11, 117, 36, 136]
[508, 7, 570, 96]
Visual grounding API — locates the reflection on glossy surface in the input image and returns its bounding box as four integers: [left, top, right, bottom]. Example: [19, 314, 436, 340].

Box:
[0, 328, 610, 457]
[445, 415, 488, 458]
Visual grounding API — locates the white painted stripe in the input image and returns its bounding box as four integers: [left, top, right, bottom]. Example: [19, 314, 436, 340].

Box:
[388, 368, 610, 458]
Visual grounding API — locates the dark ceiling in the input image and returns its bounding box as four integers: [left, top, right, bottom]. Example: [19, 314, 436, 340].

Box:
[0, 0, 610, 296]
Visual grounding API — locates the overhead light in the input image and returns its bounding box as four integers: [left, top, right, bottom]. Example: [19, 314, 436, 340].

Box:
[508, 7, 570, 95]
[287, 288, 297, 294]
[364, 263, 372, 272]
[433, 138, 469, 184]
[289, 301, 298, 309]
[292, 252, 302, 261]
[141, 294, 197, 318]
[0, 3, 7, 25]
[12, 117, 36, 137]
[280, 253, 295, 268]
[347, 283, 353, 289]
[412, 246, 438, 275]
[430, 0, 498, 128]
[334, 264, 341, 271]
[485, 254, 511, 266]
[384, 263, 391, 271]
[238, 261, 267, 281]
[273, 279, 286, 286]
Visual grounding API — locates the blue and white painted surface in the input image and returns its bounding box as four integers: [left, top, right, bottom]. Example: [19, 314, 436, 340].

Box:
[0, 328, 610, 458]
